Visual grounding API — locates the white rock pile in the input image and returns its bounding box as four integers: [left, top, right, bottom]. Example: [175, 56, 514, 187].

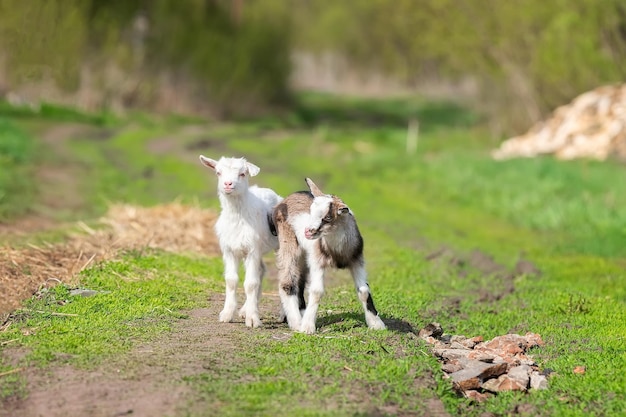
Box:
[492, 84, 626, 161]
[419, 323, 549, 402]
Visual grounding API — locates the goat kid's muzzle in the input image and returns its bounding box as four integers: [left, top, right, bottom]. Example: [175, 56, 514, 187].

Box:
[304, 227, 322, 240]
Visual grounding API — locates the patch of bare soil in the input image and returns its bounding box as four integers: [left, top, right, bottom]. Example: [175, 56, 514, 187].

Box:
[424, 246, 540, 306]
[147, 124, 231, 165]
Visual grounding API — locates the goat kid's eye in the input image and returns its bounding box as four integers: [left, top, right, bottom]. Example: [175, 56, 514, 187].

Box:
[239, 173, 246, 178]
[323, 215, 332, 222]
[216, 172, 222, 176]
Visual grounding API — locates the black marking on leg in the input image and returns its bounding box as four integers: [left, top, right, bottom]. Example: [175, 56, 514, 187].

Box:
[298, 285, 306, 310]
[297, 267, 308, 310]
[366, 293, 378, 316]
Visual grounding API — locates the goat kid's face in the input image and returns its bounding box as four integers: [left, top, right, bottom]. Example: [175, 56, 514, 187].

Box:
[199, 155, 260, 196]
[304, 195, 352, 240]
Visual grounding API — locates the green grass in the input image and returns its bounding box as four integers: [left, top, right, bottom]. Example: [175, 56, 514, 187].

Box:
[0, 100, 116, 126]
[187, 329, 444, 417]
[0, 251, 220, 393]
[1, 95, 626, 415]
[0, 118, 37, 221]
[3, 252, 220, 363]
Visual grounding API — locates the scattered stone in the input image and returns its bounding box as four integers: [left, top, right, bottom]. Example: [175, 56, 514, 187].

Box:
[508, 364, 531, 388]
[467, 351, 497, 363]
[530, 371, 549, 390]
[442, 362, 463, 373]
[450, 341, 467, 350]
[419, 322, 444, 339]
[433, 348, 472, 361]
[464, 389, 492, 403]
[453, 375, 481, 391]
[482, 374, 527, 392]
[450, 361, 508, 391]
[573, 365, 586, 375]
[418, 323, 549, 399]
[69, 288, 111, 297]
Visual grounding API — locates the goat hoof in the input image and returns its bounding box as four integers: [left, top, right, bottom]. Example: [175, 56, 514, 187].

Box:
[299, 322, 317, 334]
[245, 314, 262, 328]
[367, 317, 387, 330]
[278, 311, 287, 323]
[218, 310, 235, 323]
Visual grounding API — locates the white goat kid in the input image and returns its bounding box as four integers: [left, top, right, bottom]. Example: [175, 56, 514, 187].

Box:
[199, 155, 282, 328]
[273, 178, 386, 334]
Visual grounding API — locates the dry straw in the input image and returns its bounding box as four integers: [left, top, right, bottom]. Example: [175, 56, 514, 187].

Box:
[0, 203, 220, 318]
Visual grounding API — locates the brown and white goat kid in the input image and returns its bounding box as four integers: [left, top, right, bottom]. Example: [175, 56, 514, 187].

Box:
[273, 178, 386, 334]
[200, 155, 282, 328]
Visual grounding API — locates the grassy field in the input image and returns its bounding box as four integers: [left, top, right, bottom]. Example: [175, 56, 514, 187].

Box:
[1, 93, 625, 416]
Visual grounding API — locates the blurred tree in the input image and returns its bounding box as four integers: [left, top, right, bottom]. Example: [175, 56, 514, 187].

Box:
[0, 0, 87, 91]
[0, 0, 292, 116]
[292, 0, 626, 134]
[1, 0, 625, 129]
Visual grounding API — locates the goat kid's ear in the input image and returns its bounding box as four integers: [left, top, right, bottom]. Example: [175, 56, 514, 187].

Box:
[246, 161, 260, 177]
[199, 155, 218, 171]
[305, 177, 325, 197]
[338, 205, 352, 216]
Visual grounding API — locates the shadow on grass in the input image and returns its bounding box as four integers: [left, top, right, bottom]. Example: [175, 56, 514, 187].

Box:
[318, 311, 417, 334]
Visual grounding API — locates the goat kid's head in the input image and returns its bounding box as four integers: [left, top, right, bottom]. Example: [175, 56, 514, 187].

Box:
[304, 178, 352, 240]
[199, 155, 260, 196]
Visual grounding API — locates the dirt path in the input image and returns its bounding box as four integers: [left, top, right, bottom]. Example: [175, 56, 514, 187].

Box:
[2, 291, 450, 417]
[1, 294, 283, 417]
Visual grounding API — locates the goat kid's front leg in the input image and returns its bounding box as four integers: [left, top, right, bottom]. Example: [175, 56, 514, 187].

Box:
[239, 255, 264, 328]
[219, 251, 240, 323]
[350, 263, 386, 330]
[299, 263, 325, 334]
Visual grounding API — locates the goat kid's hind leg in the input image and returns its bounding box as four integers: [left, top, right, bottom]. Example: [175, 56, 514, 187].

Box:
[275, 220, 304, 330]
[278, 273, 306, 324]
[350, 262, 386, 330]
[219, 251, 240, 323]
[239, 255, 264, 328]
[277, 257, 305, 331]
[299, 261, 324, 334]
[278, 274, 303, 331]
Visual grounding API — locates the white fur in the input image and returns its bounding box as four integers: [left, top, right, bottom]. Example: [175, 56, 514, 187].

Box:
[200, 155, 282, 328]
[276, 180, 386, 334]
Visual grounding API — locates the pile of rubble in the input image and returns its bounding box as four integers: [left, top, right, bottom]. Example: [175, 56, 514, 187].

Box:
[492, 84, 626, 161]
[419, 323, 549, 402]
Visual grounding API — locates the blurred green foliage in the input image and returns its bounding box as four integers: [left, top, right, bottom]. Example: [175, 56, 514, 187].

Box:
[0, 118, 35, 220]
[1, 1, 625, 131]
[293, 0, 626, 133]
[0, 0, 292, 116]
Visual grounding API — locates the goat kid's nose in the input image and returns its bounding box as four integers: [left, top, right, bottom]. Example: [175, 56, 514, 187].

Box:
[224, 181, 233, 187]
